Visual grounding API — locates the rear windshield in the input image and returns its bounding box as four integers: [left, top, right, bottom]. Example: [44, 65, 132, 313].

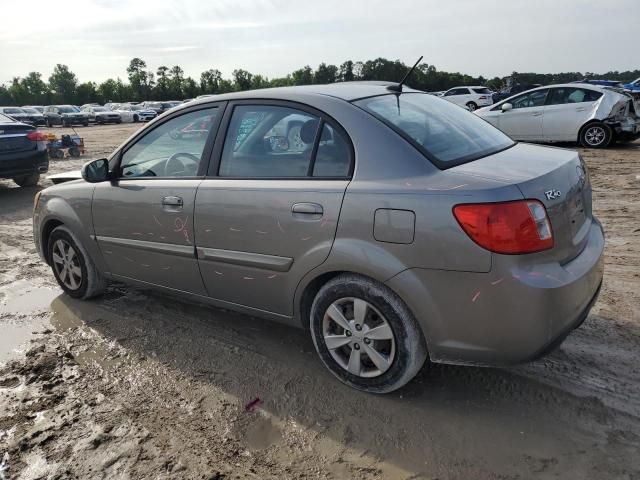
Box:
[472, 88, 492, 94]
[4, 108, 24, 114]
[354, 93, 514, 168]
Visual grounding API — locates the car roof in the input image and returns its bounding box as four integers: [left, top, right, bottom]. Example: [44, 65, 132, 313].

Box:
[189, 82, 423, 107]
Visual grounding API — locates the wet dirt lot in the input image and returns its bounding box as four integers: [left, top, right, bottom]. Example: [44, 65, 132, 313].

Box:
[1, 124, 639, 479]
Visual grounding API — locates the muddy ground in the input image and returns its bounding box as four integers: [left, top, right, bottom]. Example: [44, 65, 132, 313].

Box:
[1, 124, 639, 479]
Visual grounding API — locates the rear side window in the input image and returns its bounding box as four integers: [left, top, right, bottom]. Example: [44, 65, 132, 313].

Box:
[355, 93, 514, 168]
[547, 87, 603, 105]
[219, 105, 351, 178]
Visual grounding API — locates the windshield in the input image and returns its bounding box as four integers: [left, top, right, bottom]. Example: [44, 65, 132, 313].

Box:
[0, 113, 14, 122]
[5, 108, 25, 114]
[130, 105, 144, 111]
[22, 108, 38, 114]
[93, 107, 107, 112]
[354, 93, 514, 168]
[58, 107, 75, 113]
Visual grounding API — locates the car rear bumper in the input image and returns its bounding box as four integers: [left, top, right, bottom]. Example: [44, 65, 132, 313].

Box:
[386, 219, 605, 366]
[0, 149, 48, 179]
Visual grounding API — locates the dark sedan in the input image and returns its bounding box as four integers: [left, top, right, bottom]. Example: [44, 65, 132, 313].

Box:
[0, 107, 33, 124]
[20, 107, 46, 126]
[43, 105, 89, 127]
[0, 113, 48, 187]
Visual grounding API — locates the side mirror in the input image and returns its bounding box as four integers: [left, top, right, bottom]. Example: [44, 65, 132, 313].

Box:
[81, 158, 110, 183]
[501, 103, 513, 112]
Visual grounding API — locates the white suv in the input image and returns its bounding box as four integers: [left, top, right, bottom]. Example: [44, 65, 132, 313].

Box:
[441, 86, 493, 111]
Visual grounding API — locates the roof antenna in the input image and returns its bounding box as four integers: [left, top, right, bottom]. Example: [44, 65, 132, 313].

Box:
[387, 56, 423, 93]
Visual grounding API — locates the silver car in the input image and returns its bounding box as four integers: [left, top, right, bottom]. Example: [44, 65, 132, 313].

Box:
[33, 83, 604, 393]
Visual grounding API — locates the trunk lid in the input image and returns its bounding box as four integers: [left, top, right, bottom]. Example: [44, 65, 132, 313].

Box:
[450, 143, 592, 264]
[0, 124, 36, 154]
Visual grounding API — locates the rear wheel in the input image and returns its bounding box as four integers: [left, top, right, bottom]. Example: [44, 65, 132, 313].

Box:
[48, 226, 106, 299]
[13, 173, 40, 187]
[133, 114, 139, 123]
[579, 122, 612, 148]
[310, 274, 428, 393]
[466, 101, 478, 112]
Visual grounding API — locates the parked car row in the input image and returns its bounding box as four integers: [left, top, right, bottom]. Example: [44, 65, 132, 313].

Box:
[0, 100, 188, 128]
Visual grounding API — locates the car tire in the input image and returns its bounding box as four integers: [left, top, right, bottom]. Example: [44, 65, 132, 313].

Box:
[13, 173, 40, 187]
[310, 274, 428, 394]
[46, 118, 52, 128]
[116, 119, 122, 124]
[579, 122, 612, 148]
[83, 122, 89, 127]
[133, 114, 139, 123]
[48, 226, 107, 300]
[466, 102, 478, 112]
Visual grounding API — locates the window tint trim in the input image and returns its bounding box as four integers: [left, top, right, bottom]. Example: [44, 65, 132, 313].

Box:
[207, 99, 354, 180]
[112, 102, 227, 180]
[354, 93, 516, 170]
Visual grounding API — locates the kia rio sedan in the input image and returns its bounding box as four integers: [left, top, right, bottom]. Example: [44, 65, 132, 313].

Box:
[33, 83, 604, 393]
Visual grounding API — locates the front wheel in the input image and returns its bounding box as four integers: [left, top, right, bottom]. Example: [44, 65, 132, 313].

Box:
[13, 173, 40, 187]
[310, 274, 428, 393]
[466, 101, 478, 112]
[579, 122, 612, 148]
[133, 114, 139, 123]
[48, 226, 106, 299]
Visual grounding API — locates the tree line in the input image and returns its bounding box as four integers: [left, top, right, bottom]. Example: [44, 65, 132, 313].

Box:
[1, 57, 638, 106]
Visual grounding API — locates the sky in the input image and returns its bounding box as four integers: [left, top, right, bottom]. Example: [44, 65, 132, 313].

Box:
[1, 0, 637, 85]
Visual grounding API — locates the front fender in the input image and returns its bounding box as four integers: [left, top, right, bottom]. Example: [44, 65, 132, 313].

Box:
[34, 185, 108, 275]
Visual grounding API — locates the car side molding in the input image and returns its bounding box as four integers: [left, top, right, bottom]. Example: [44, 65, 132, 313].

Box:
[196, 247, 293, 272]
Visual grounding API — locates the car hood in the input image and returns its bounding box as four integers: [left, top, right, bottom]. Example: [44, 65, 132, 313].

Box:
[48, 171, 83, 184]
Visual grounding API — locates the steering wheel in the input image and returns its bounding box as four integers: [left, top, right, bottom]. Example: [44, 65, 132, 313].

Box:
[164, 152, 200, 176]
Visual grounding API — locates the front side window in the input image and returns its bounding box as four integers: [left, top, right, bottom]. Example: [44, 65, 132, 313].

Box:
[510, 89, 549, 109]
[219, 105, 320, 177]
[355, 93, 514, 167]
[119, 108, 219, 178]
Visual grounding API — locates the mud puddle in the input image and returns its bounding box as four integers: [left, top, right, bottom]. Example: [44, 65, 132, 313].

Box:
[0, 282, 60, 364]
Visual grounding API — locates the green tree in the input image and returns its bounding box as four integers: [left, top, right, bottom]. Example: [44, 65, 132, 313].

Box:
[48, 64, 77, 103]
[156, 66, 170, 98]
[168, 66, 184, 98]
[200, 68, 222, 94]
[291, 65, 314, 85]
[127, 57, 149, 100]
[183, 77, 200, 98]
[76, 82, 98, 105]
[338, 61, 355, 82]
[315, 63, 338, 84]
[232, 69, 253, 91]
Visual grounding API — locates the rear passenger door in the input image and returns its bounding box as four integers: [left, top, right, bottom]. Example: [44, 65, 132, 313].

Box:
[194, 101, 353, 316]
[542, 87, 602, 141]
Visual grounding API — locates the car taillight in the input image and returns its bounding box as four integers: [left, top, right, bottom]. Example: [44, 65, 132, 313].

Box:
[453, 200, 553, 254]
[26, 130, 47, 142]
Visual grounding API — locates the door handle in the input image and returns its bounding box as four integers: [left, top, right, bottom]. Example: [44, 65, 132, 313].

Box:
[162, 196, 183, 210]
[531, 112, 542, 117]
[576, 107, 586, 112]
[292, 202, 323, 215]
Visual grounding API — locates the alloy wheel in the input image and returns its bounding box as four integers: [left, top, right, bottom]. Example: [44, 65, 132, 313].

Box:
[585, 126, 606, 146]
[52, 239, 82, 290]
[322, 297, 396, 378]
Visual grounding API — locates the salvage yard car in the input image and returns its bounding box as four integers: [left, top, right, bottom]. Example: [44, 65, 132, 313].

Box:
[0, 113, 47, 186]
[20, 107, 46, 126]
[113, 104, 157, 123]
[476, 83, 640, 147]
[0, 107, 34, 124]
[43, 105, 89, 127]
[33, 83, 604, 393]
[440, 86, 493, 111]
[81, 105, 122, 124]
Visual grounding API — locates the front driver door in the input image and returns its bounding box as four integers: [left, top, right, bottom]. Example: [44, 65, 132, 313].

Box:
[92, 105, 223, 295]
[194, 101, 353, 316]
[497, 88, 549, 140]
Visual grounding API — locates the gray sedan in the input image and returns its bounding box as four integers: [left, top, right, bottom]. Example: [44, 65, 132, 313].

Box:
[33, 83, 604, 393]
